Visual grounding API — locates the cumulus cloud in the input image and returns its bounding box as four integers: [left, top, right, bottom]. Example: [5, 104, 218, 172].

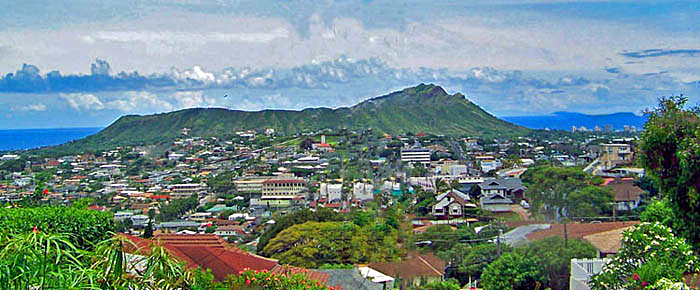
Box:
[105, 91, 173, 112]
[172, 91, 217, 108]
[60, 93, 105, 111]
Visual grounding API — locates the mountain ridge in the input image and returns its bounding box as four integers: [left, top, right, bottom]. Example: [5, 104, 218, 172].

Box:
[503, 111, 648, 131]
[38, 84, 529, 155]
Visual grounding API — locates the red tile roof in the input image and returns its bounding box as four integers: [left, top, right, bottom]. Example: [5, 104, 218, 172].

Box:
[525, 221, 639, 241]
[369, 251, 445, 281]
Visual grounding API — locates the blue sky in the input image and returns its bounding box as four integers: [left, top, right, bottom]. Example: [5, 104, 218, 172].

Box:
[0, 0, 698, 129]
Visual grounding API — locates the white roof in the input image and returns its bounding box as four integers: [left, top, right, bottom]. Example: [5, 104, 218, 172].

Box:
[359, 266, 395, 283]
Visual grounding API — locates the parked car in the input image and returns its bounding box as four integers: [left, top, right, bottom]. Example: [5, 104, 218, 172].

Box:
[520, 200, 530, 209]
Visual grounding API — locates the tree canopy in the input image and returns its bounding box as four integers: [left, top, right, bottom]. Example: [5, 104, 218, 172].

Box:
[638, 96, 700, 250]
[524, 166, 611, 220]
[261, 221, 401, 268]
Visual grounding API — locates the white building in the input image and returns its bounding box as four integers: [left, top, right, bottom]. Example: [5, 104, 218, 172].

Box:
[400, 147, 431, 164]
[353, 183, 375, 201]
[320, 183, 343, 202]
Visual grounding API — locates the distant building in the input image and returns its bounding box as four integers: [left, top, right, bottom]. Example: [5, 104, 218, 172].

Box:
[169, 183, 205, 199]
[320, 183, 343, 202]
[598, 143, 633, 169]
[260, 179, 306, 207]
[432, 189, 477, 219]
[400, 143, 431, 164]
[352, 183, 375, 201]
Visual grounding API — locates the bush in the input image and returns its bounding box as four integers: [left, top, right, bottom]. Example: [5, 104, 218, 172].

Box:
[590, 222, 698, 290]
[0, 206, 114, 249]
[222, 269, 332, 290]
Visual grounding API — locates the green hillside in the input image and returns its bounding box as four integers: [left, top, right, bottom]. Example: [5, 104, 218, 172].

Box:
[41, 84, 529, 154]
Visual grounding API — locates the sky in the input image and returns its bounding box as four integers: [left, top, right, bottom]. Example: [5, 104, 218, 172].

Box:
[0, 0, 698, 129]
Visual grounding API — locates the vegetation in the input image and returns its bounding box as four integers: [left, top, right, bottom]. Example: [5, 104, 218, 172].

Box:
[638, 96, 700, 250]
[157, 194, 199, 222]
[480, 252, 547, 290]
[517, 237, 597, 290]
[36, 84, 529, 155]
[590, 222, 698, 290]
[256, 208, 344, 253]
[261, 221, 401, 268]
[0, 206, 114, 250]
[523, 165, 612, 222]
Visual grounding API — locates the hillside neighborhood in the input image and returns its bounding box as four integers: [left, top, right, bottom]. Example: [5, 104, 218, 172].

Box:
[2, 121, 680, 290]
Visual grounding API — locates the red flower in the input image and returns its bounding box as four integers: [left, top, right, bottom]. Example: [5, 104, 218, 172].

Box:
[33, 226, 38, 233]
[642, 281, 648, 287]
[246, 279, 251, 284]
[633, 273, 640, 280]
[42, 188, 48, 195]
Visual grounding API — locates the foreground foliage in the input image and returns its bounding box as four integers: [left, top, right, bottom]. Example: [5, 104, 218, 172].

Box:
[590, 222, 698, 290]
[0, 230, 333, 290]
[639, 96, 700, 251]
[0, 206, 114, 249]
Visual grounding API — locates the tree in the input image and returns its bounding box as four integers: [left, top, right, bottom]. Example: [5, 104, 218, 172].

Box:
[518, 236, 597, 290]
[261, 221, 400, 268]
[480, 252, 547, 290]
[638, 96, 700, 250]
[256, 208, 343, 253]
[524, 166, 609, 245]
[440, 243, 511, 285]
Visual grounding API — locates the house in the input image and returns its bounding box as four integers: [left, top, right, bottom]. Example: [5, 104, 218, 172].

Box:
[214, 225, 244, 238]
[368, 251, 445, 290]
[320, 183, 343, 202]
[582, 226, 635, 257]
[432, 189, 477, 219]
[603, 178, 645, 211]
[478, 178, 526, 201]
[480, 193, 513, 212]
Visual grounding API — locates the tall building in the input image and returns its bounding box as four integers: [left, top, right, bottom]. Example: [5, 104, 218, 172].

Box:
[400, 143, 431, 164]
[260, 179, 306, 207]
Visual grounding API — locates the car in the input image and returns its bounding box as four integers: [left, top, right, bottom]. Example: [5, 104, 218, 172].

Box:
[520, 200, 530, 209]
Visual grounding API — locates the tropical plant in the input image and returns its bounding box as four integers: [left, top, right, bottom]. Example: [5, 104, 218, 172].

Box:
[221, 269, 333, 290]
[590, 222, 698, 290]
[638, 96, 700, 250]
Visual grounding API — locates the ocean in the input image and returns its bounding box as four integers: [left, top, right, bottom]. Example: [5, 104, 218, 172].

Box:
[0, 127, 102, 151]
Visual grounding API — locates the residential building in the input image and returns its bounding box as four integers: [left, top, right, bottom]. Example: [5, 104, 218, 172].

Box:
[234, 177, 267, 193]
[170, 183, 204, 199]
[432, 189, 477, 219]
[480, 193, 513, 212]
[596, 143, 634, 170]
[479, 178, 527, 201]
[603, 178, 645, 211]
[352, 183, 375, 201]
[368, 251, 445, 289]
[320, 183, 343, 202]
[400, 144, 431, 164]
[260, 179, 306, 207]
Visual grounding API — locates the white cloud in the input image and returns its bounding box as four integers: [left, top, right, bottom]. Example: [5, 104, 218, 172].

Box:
[60, 93, 104, 111]
[105, 91, 174, 112]
[172, 91, 217, 109]
[12, 103, 47, 112]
